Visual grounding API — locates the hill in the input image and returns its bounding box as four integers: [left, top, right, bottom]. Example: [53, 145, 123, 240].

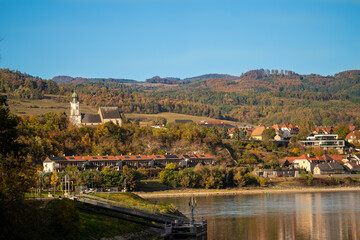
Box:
[3, 68, 360, 126]
[145, 73, 239, 84]
[52, 75, 137, 84]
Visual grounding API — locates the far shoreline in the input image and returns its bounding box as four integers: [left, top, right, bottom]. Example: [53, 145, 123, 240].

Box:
[136, 186, 360, 198]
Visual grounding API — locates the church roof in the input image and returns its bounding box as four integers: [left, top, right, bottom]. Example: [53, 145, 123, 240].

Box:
[82, 113, 101, 123]
[99, 107, 121, 119]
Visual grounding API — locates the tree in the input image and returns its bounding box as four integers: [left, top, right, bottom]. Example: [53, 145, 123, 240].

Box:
[334, 124, 350, 139]
[0, 95, 18, 156]
[165, 163, 178, 171]
[51, 171, 59, 195]
[239, 129, 246, 140]
[233, 127, 240, 140]
[51, 199, 81, 239]
[262, 128, 276, 140]
[221, 125, 229, 139]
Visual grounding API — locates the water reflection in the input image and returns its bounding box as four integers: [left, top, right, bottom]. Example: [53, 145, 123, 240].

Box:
[157, 191, 360, 240]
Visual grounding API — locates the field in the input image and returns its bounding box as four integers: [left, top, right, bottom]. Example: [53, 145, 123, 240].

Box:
[125, 112, 239, 124]
[7, 94, 97, 116]
[6, 94, 242, 124]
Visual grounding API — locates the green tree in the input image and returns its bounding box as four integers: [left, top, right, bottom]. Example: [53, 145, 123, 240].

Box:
[221, 125, 229, 139]
[233, 127, 240, 140]
[334, 124, 350, 139]
[307, 172, 314, 186]
[262, 128, 276, 140]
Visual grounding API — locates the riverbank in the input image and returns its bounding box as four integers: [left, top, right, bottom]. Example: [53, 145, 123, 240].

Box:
[136, 186, 360, 198]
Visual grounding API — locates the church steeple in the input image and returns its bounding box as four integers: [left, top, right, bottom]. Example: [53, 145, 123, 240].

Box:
[69, 90, 81, 126]
[72, 91, 78, 103]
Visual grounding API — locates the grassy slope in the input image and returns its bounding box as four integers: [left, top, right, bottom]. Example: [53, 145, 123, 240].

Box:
[90, 192, 178, 214]
[8, 95, 98, 116]
[7, 93, 239, 124]
[125, 112, 238, 124]
[78, 209, 146, 240]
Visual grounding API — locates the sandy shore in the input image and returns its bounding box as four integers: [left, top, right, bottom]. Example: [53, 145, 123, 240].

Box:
[136, 186, 360, 198]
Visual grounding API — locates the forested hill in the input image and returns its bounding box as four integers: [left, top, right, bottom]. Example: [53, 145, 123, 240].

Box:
[52, 75, 137, 84]
[2, 68, 360, 126]
[145, 73, 239, 84]
[0, 69, 60, 99]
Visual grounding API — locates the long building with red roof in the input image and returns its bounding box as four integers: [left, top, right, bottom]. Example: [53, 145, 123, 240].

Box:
[43, 154, 215, 172]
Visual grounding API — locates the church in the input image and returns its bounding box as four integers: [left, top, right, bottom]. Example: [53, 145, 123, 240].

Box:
[69, 91, 123, 127]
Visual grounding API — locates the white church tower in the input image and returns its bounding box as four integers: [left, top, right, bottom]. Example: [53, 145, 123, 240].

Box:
[69, 91, 81, 126]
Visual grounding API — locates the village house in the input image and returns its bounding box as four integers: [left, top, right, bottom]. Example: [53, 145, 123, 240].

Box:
[251, 126, 265, 140]
[313, 162, 345, 175]
[313, 126, 334, 135]
[43, 154, 215, 172]
[284, 154, 348, 172]
[345, 130, 360, 145]
[228, 127, 248, 139]
[344, 162, 360, 172]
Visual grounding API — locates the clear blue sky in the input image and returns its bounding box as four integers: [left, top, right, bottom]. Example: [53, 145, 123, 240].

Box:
[0, 0, 359, 81]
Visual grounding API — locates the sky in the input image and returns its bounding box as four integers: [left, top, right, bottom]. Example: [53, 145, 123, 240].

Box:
[0, 0, 359, 81]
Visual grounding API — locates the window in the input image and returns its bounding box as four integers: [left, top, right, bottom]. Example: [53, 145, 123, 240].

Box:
[124, 156, 130, 159]
[200, 155, 206, 157]
[103, 157, 108, 159]
[136, 156, 141, 159]
[92, 157, 98, 160]
[69, 157, 75, 160]
[156, 156, 162, 158]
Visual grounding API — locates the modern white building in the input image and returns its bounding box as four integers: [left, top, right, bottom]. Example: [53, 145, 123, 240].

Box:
[300, 134, 345, 152]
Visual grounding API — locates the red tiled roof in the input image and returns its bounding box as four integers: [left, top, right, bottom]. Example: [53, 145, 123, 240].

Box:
[147, 155, 166, 160]
[345, 130, 360, 140]
[286, 155, 308, 163]
[252, 126, 265, 136]
[65, 156, 84, 161]
[327, 155, 347, 161]
[117, 155, 151, 160]
[195, 154, 214, 159]
[349, 125, 356, 132]
[273, 124, 280, 130]
[83, 156, 118, 161]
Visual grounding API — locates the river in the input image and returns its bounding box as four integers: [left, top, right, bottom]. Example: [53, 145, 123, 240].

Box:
[156, 191, 360, 240]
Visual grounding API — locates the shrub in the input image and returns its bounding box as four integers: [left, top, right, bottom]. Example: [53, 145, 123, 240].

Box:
[51, 199, 81, 239]
[257, 177, 267, 187]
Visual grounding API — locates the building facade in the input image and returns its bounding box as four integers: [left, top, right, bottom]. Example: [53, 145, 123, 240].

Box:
[43, 154, 215, 172]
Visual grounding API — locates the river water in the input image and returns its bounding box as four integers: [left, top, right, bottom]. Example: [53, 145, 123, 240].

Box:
[156, 191, 360, 240]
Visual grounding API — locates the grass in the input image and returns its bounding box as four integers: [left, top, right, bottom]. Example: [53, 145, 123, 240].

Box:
[7, 95, 97, 116]
[6, 94, 235, 125]
[90, 192, 178, 214]
[78, 208, 146, 240]
[125, 112, 238, 124]
[136, 179, 172, 192]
